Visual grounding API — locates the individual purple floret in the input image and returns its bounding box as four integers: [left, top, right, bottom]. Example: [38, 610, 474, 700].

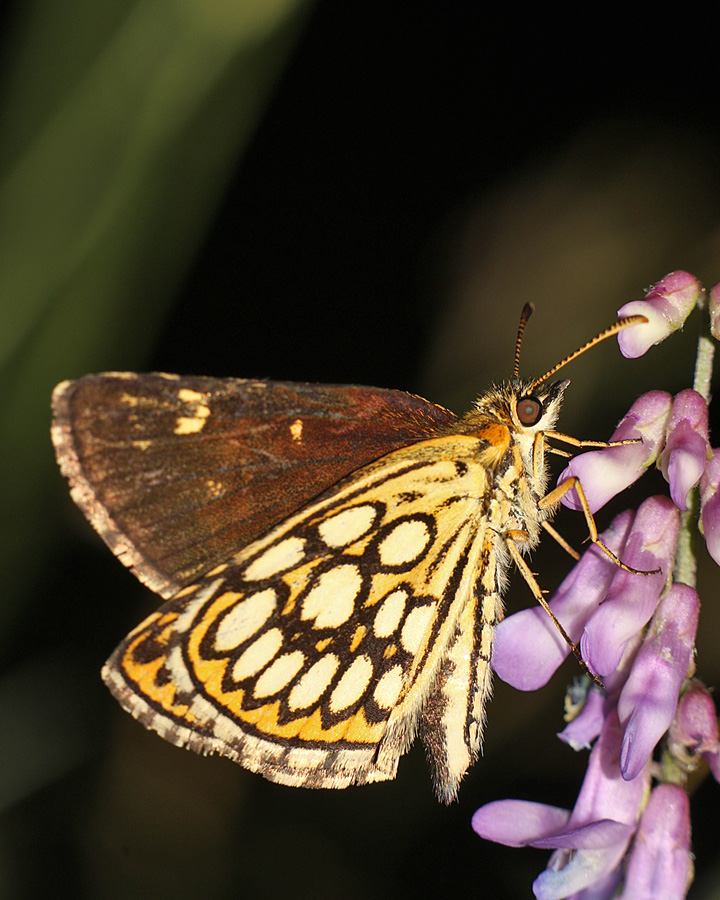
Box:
[472, 712, 648, 899]
[659, 390, 710, 511]
[699, 449, 720, 566]
[617, 584, 699, 781]
[492, 510, 634, 691]
[559, 392, 672, 514]
[667, 682, 720, 782]
[580, 496, 678, 678]
[709, 281, 720, 341]
[616, 271, 702, 359]
[620, 784, 693, 900]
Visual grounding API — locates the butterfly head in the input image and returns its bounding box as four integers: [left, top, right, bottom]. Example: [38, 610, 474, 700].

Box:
[462, 377, 568, 437]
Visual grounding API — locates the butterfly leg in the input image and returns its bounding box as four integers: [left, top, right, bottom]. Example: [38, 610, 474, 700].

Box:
[538, 478, 660, 576]
[504, 536, 603, 688]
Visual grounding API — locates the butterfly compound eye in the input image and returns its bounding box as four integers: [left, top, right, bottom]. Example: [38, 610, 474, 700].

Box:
[517, 396, 543, 426]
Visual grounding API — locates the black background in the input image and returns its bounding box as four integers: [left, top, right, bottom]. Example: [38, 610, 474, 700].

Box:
[3, 2, 720, 898]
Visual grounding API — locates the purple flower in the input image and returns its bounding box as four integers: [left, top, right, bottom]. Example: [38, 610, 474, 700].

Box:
[617, 271, 702, 359]
[617, 584, 699, 781]
[709, 281, 720, 342]
[493, 510, 634, 691]
[559, 392, 672, 514]
[473, 711, 648, 900]
[659, 390, 710, 510]
[667, 682, 720, 782]
[580, 496, 679, 678]
[621, 784, 692, 899]
[699, 449, 720, 566]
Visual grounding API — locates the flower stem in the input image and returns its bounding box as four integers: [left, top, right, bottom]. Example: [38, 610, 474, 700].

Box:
[693, 333, 715, 404]
[673, 328, 716, 587]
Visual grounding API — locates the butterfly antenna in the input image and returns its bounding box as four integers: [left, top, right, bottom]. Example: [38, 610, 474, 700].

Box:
[527, 314, 649, 391]
[513, 302, 535, 379]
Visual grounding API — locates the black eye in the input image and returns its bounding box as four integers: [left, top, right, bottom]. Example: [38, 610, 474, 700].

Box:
[517, 396, 543, 426]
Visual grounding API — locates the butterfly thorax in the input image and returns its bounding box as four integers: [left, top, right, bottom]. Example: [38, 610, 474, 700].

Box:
[429, 377, 567, 582]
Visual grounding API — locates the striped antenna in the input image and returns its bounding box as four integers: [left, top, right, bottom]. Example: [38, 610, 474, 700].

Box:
[513, 302, 535, 379]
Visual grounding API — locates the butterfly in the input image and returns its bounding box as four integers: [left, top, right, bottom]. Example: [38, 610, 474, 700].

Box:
[51, 307, 646, 802]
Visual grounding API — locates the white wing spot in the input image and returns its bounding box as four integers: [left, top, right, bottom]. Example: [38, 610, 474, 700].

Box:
[318, 505, 378, 548]
[401, 604, 435, 655]
[243, 536, 306, 581]
[329, 654, 373, 713]
[287, 654, 340, 711]
[290, 419, 303, 442]
[232, 628, 283, 681]
[214, 588, 278, 652]
[301, 564, 362, 628]
[373, 589, 408, 638]
[373, 665, 404, 709]
[378, 519, 431, 567]
[253, 650, 306, 698]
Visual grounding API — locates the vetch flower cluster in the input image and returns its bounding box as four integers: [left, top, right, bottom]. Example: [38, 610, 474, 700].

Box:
[474, 272, 720, 899]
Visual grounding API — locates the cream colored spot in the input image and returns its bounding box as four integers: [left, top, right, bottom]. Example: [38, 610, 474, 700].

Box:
[290, 419, 303, 442]
[287, 654, 340, 710]
[253, 650, 305, 698]
[373, 665, 404, 709]
[378, 519, 431, 567]
[131, 439, 151, 451]
[318, 505, 377, 548]
[329, 654, 373, 712]
[232, 628, 283, 681]
[214, 588, 278, 652]
[301, 564, 362, 628]
[373, 589, 408, 638]
[178, 388, 205, 403]
[243, 536, 306, 581]
[174, 404, 210, 435]
[120, 392, 139, 406]
[401, 605, 435, 655]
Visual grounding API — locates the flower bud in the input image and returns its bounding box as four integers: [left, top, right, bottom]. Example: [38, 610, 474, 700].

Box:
[617, 271, 702, 358]
[667, 681, 720, 781]
[660, 390, 710, 510]
[709, 281, 720, 341]
[699, 449, 720, 566]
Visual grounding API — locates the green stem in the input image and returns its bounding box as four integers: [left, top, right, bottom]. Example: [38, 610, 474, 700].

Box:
[673, 326, 716, 587]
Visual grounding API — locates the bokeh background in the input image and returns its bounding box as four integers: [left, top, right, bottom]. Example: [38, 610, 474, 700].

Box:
[1, 2, 720, 898]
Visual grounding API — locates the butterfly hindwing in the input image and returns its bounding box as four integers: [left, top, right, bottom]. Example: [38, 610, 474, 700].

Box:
[51, 374, 456, 598]
[102, 433, 500, 798]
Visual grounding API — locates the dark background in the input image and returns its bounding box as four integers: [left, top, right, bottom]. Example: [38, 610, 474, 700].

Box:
[2, 2, 720, 898]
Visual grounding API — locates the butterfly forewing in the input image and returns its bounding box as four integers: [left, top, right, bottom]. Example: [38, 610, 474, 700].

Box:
[102, 434, 500, 797]
[51, 374, 456, 598]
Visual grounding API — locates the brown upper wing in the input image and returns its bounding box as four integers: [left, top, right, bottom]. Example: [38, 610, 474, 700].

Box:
[51, 373, 456, 598]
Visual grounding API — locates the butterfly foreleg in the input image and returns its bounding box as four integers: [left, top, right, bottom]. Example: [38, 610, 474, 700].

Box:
[504, 535, 603, 688]
[539, 477, 659, 576]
